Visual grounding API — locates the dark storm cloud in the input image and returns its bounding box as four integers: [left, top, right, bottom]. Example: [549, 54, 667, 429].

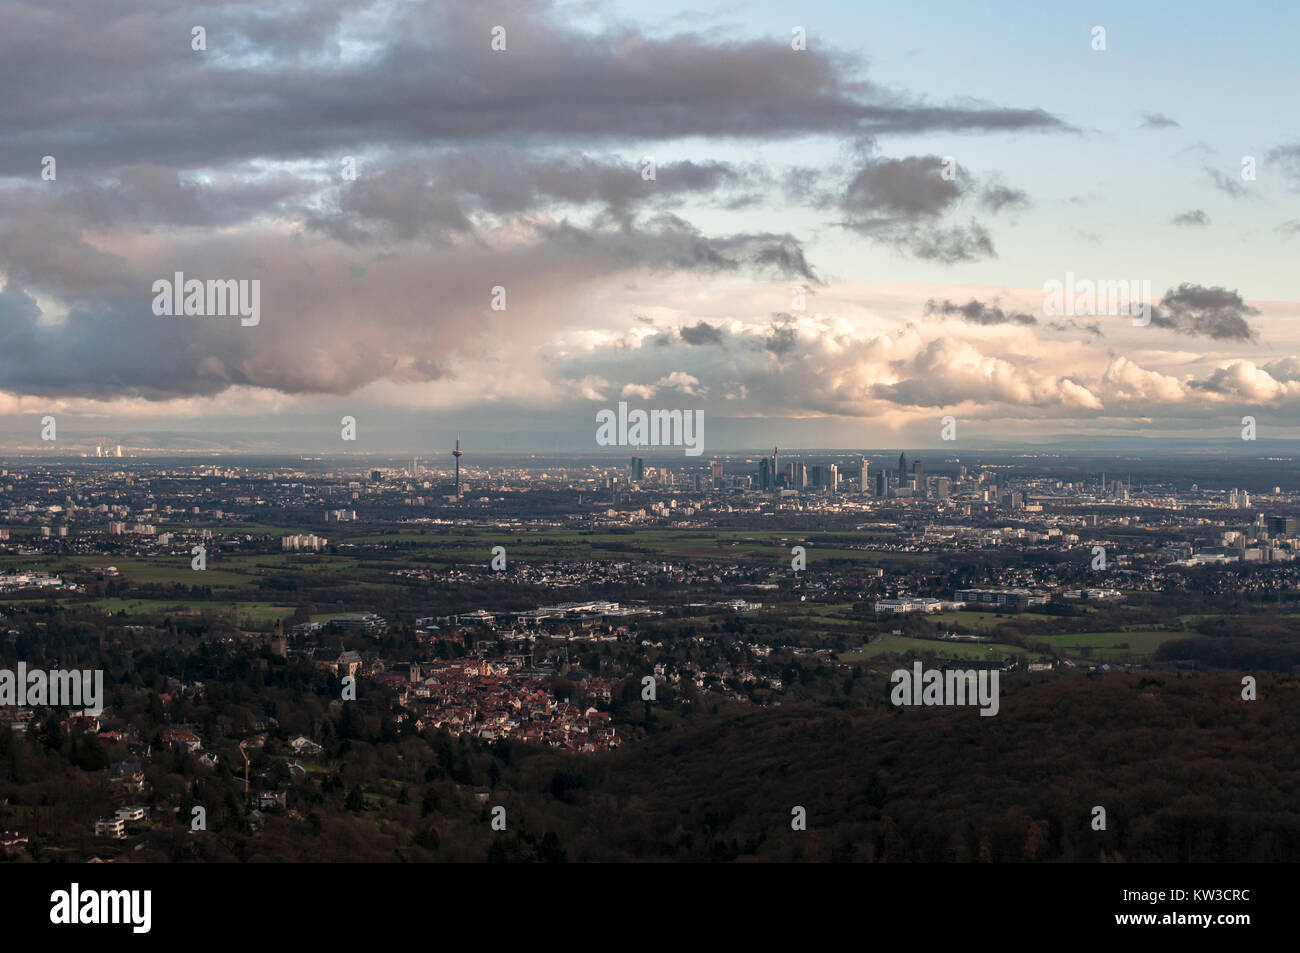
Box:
[0, 0, 1068, 176]
[679, 322, 725, 346]
[760, 318, 800, 356]
[837, 154, 1014, 262]
[1149, 284, 1259, 341]
[0, 235, 619, 400]
[925, 298, 1037, 326]
[842, 155, 964, 219]
[0, 287, 269, 400]
[21, 154, 754, 244]
[543, 217, 818, 282]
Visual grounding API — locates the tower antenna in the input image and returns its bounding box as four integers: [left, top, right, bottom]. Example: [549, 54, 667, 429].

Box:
[452, 434, 464, 498]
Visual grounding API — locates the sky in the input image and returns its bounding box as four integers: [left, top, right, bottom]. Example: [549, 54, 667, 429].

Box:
[1, 0, 1299, 454]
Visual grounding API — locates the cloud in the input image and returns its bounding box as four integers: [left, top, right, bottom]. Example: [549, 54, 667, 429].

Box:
[0, 0, 1069, 177]
[904, 222, 997, 263]
[655, 371, 704, 396]
[874, 338, 1102, 409]
[305, 154, 758, 243]
[1149, 284, 1259, 341]
[842, 155, 965, 219]
[679, 321, 725, 346]
[1205, 166, 1250, 199]
[842, 215, 997, 263]
[0, 0, 1082, 420]
[837, 153, 1015, 262]
[1045, 319, 1103, 337]
[550, 310, 1119, 423]
[1170, 210, 1209, 226]
[543, 217, 818, 282]
[1268, 144, 1300, 190]
[979, 184, 1030, 213]
[1101, 357, 1187, 404]
[924, 298, 1037, 326]
[1189, 360, 1300, 401]
[1137, 112, 1180, 129]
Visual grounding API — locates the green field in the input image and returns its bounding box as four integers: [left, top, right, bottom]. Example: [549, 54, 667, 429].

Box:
[841, 634, 1047, 662]
[929, 611, 1022, 632]
[85, 599, 297, 623]
[65, 598, 355, 629]
[841, 625, 1203, 665]
[0, 552, 360, 590]
[1045, 630, 1203, 658]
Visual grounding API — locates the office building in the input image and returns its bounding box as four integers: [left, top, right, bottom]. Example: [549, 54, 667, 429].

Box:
[1267, 516, 1297, 537]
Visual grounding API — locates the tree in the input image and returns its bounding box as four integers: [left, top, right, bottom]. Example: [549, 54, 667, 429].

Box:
[345, 785, 364, 813]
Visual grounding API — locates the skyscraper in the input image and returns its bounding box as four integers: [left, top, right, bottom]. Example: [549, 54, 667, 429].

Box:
[859, 457, 869, 495]
[1268, 516, 1297, 537]
[912, 460, 924, 495]
[898, 451, 908, 485]
[876, 470, 888, 498]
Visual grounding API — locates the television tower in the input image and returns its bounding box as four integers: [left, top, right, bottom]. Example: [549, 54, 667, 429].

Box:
[452, 434, 463, 497]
